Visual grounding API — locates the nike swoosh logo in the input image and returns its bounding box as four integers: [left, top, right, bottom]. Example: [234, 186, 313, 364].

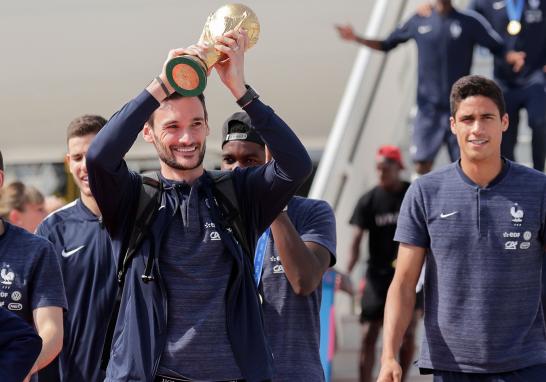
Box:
[61, 245, 86, 258]
[418, 25, 432, 34]
[493, 1, 505, 10]
[440, 211, 459, 218]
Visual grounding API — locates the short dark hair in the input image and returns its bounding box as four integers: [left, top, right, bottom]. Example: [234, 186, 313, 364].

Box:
[450, 75, 506, 117]
[147, 93, 208, 128]
[67, 114, 107, 142]
[0, 150, 3, 172]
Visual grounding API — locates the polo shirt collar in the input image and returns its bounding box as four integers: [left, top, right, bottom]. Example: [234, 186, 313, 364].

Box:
[455, 157, 511, 189]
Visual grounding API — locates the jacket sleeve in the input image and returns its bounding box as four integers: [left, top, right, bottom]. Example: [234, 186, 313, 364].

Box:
[380, 15, 416, 51]
[469, 10, 506, 56]
[0, 309, 42, 382]
[86, 90, 159, 236]
[236, 99, 313, 234]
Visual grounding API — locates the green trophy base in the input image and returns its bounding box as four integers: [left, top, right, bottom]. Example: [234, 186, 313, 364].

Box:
[165, 55, 207, 96]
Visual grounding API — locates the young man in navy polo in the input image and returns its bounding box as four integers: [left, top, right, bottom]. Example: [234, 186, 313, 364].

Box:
[37, 115, 116, 382]
[86, 30, 312, 382]
[469, 0, 546, 171]
[221, 111, 336, 381]
[336, 0, 524, 175]
[378, 75, 546, 382]
[0, 151, 66, 382]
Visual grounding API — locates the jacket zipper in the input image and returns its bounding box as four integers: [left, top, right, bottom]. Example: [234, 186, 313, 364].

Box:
[151, 258, 168, 379]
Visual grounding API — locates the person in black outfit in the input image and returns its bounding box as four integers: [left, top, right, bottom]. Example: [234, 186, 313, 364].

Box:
[346, 146, 416, 382]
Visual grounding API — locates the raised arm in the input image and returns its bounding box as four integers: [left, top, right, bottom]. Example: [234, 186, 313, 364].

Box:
[336, 16, 415, 53]
[213, 29, 313, 230]
[214, 29, 312, 179]
[335, 24, 384, 50]
[377, 243, 426, 382]
[269, 200, 336, 296]
[86, 90, 159, 234]
[86, 48, 193, 234]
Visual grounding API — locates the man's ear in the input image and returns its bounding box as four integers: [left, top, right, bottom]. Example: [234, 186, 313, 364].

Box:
[64, 154, 73, 175]
[0, 170, 3, 189]
[8, 209, 21, 225]
[501, 113, 509, 132]
[450, 116, 457, 135]
[143, 123, 154, 143]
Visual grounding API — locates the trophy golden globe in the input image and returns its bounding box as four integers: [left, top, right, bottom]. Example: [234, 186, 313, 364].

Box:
[166, 4, 260, 96]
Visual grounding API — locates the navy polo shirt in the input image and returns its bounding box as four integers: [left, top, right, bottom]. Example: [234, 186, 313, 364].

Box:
[469, 0, 546, 87]
[37, 199, 117, 382]
[0, 221, 67, 324]
[381, 8, 504, 108]
[395, 160, 546, 373]
[157, 181, 241, 381]
[261, 197, 337, 382]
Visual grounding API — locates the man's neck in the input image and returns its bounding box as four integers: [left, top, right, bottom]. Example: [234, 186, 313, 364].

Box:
[160, 165, 204, 185]
[0, 219, 4, 236]
[382, 179, 404, 193]
[81, 193, 101, 217]
[460, 156, 503, 188]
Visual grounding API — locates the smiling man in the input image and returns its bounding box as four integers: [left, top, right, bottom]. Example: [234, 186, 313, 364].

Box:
[337, 0, 525, 175]
[37, 115, 117, 382]
[86, 29, 312, 382]
[377, 75, 546, 382]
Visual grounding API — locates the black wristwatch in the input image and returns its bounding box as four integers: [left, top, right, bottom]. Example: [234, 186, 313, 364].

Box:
[236, 85, 260, 107]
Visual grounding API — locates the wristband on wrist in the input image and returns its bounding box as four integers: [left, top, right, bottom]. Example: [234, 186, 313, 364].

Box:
[236, 85, 260, 108]
[155, 76, 171, 98]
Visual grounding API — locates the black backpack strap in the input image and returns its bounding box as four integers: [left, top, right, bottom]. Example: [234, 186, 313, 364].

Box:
[206, 170, 252, 259]
[101, 172, 161, 370]
[121, 174, 162, 283]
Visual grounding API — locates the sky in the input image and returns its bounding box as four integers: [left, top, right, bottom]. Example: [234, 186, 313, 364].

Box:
[1, 0, 373, 164]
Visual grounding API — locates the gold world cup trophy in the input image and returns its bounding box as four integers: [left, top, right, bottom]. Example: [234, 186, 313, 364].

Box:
[166, 4, 260, 96]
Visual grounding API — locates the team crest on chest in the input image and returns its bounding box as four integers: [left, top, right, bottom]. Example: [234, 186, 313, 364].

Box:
[510, 203, 524, 226]
[0, 266, 15, 286]
[450, 21, 462, 39]
[529, 0, 540, 10]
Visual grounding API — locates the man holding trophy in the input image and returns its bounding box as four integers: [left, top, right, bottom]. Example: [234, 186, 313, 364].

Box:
[86, 5, 312, 382]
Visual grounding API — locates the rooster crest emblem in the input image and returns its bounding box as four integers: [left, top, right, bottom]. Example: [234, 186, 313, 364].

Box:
[0, 268, 15, 286]
[529, 0, 540, 10]
[511, 203, 524, 224]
